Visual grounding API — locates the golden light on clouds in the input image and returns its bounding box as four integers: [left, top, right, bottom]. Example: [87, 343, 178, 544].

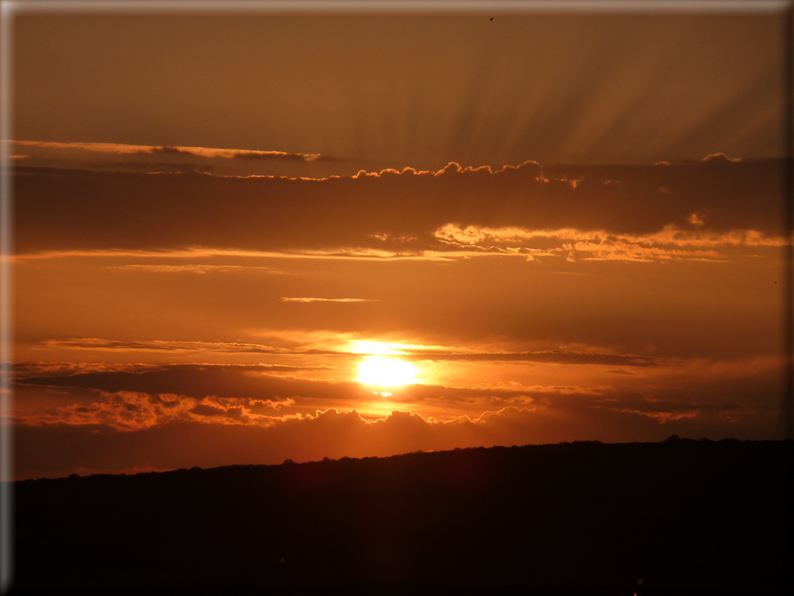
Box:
[357, 357, 417, 387]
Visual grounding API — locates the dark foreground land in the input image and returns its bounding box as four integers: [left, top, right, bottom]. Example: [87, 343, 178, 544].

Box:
[10, 439, 794, 595]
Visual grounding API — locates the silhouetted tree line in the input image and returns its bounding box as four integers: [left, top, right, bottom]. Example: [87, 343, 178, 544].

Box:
[10, 438, 793, 595]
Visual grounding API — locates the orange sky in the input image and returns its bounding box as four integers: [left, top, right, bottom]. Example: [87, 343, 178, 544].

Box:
[4, 7, 791, 479]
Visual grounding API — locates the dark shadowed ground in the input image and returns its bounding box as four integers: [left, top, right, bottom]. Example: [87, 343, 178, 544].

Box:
[9, 438, 794, 595]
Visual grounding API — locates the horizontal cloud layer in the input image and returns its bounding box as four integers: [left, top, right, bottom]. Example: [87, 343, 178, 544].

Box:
[13, 355, 780, 430]
[13, 158, 785, 258]
[8, 140, 341, 177]
[12, 387, 780, 480]
[10, 349, 783, 479]
[29, 338, 662, 366]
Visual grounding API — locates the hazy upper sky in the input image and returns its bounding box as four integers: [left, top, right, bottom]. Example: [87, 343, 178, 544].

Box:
[5, 6, 790, 479]
[14, 12, 785, 170]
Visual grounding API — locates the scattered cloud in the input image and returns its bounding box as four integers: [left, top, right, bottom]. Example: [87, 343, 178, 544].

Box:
[701, 153, 741, 163]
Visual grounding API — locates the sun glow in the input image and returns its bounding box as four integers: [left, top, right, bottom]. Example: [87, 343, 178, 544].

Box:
[350, 340, 406, 356]
[357, 357, 416, 386]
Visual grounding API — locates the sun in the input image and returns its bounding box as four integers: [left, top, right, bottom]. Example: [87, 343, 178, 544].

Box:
[357, 357, 416, 386]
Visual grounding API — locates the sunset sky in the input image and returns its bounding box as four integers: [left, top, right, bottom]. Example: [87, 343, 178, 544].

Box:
[4, 5, 791, 479]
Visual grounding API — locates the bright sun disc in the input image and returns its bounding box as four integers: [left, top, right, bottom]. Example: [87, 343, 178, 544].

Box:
[357, 357, 416, 386]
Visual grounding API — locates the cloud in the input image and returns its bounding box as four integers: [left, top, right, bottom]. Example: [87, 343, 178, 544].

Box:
[11, 140, 157, 155]
[189, 402, 246, 419]
[31, 337, 661, 368]
[13, 387, 779, 480]
[26, 391, 198, 430]
[432, 223, 782, 262]
[11, 139, 332, 162]
[564, 240, 723, 263]
[34, 337, 351, 357]
[281, 297, 376, 303]
[146, 144, 329, 162]
[108, 264, 284, 274]
[701, 153, 740, 163]
[13, 354, 781, 427]
[26, 336, 284, 357]
[11, 353, 784, 479]
[6, 140, 349, 179]
[14, 362, 579, 417]
[9, 246, 435, 263]
[14, 157, 784, 257]
[435, 223, 784, 250]
[13, 382, 299, 431]
[15, 363, 351, 403]
[405, 349, 659, 367]
[688, 213, 705, 226]
[35, 338, 284, 354]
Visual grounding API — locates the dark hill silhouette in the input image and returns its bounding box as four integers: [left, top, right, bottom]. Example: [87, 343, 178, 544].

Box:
[10, 439, 793, 595]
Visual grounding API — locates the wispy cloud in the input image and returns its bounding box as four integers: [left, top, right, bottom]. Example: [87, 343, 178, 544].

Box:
[405, 349, 660, 367]
[281, 297, 376, 303]
[108, 264, 284, 274]
[434, 223, 784, 263]
[10, 247, 448, 263]
[34, 337, 300, 355]
[32, 337, 661, 368]
[10, 139, 332, 162]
